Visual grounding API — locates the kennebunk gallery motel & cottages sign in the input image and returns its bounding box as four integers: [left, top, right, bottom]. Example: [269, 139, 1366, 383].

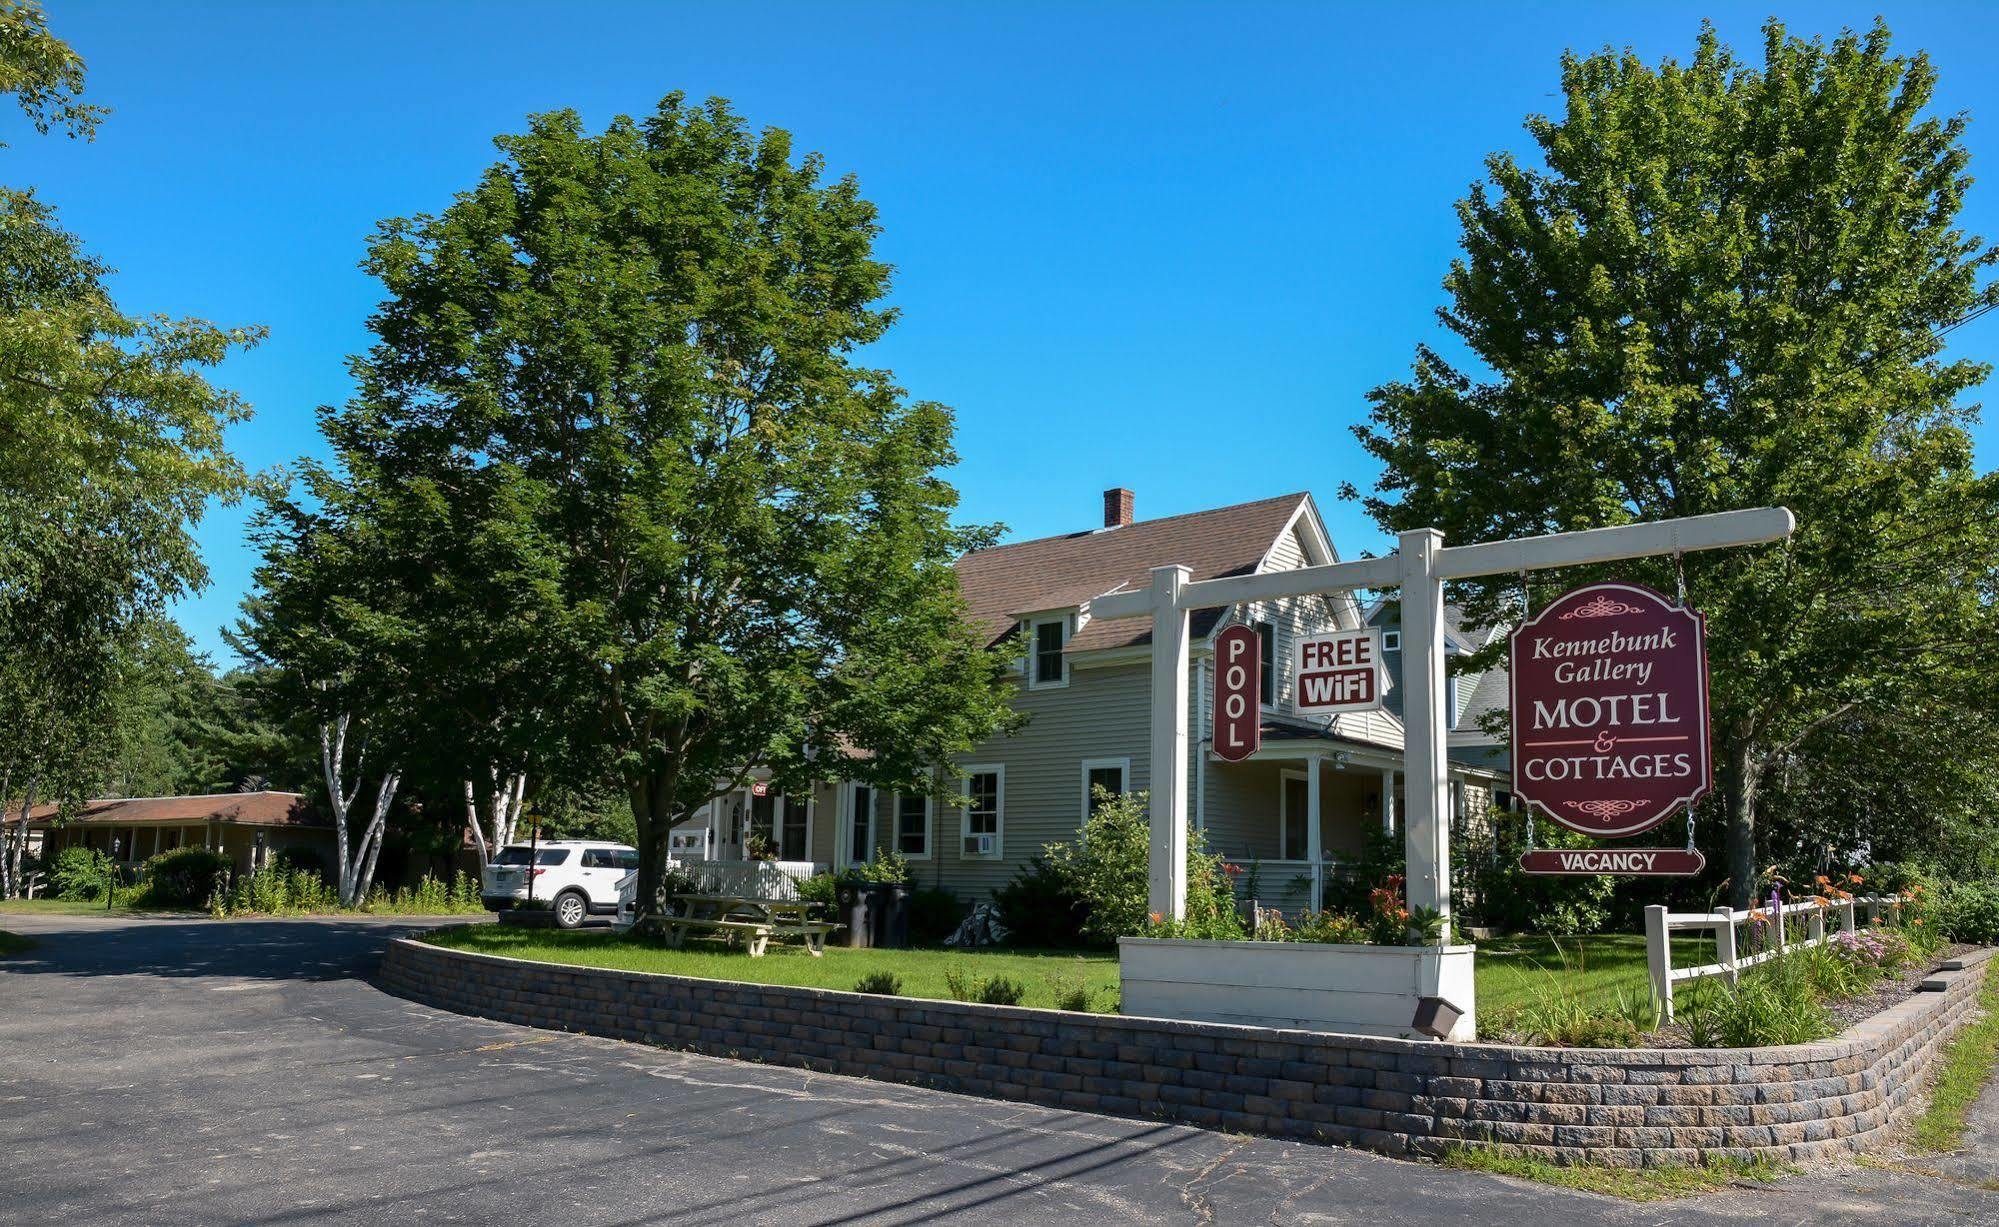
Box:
[1509, 582, 1712, 876]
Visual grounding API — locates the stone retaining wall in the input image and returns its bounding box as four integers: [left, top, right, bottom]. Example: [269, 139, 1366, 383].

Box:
[378, 937, 1993, 1167]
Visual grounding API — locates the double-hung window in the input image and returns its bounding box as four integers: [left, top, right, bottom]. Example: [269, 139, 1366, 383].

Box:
[1079, 757, 1130, 824]
[895, 792, 931, 859]
[1029, 617, 1068, 688]
[961, 767, 1003, 858]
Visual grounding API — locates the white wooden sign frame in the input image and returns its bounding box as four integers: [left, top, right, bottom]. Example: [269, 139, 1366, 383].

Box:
[1089, 507, 1795, 921]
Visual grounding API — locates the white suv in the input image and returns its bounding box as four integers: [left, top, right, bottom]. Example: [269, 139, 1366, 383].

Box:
[481, 840, 639, 929]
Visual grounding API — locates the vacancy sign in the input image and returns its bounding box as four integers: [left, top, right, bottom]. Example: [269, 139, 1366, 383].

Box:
[1293, 628, 1385, 715]
[1213, 624, 1261, 763]
[1510, 582, 1712, 842]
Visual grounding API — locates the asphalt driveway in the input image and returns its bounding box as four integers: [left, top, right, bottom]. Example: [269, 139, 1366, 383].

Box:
[0, 913, 1992, 1225]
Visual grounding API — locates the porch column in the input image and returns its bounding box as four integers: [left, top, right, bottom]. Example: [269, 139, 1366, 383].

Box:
[1306, 755, 1323, 913]
[1147, 564, 1192, 921]
[1381, 769, 1397, 835]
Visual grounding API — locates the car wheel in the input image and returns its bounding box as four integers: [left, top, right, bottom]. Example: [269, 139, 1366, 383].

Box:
[553, 890, 589, 930]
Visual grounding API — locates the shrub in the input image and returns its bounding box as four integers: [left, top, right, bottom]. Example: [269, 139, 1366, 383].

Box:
[1051, 980, 1096, 1012]
[51, 846, 115, 900]
[213, 865, 339, 916]
[943, 969, 1027, 1006]
[1291, 910, 1373, 945]
[367, 871, 483, 915]
[133, 847, 230, 909]
[853, 971, 903, 995]
[1680, 953, 1837, 1048]
[796, 872, 839, 908]
[1937, 880, 1999, 944]
[843, 848, 910, 885]
[1048, 787, 1242, 943]
[908, 887, 963, 943]
[994, 857, 1091, 948]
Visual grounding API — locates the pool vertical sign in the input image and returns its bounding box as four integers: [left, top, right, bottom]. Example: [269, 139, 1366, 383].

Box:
[1510, 583, 1711, 876]
[1213, 624, 1261, 763]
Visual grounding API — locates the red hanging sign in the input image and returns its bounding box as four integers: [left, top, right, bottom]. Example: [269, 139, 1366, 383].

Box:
[1213, 624, 1261, 763]
[1509, 582, 1712, 839]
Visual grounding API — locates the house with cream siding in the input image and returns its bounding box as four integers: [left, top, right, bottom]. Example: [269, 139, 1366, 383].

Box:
[677, 489, 1510, 915]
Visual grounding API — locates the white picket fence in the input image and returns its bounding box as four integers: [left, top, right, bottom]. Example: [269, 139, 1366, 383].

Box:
[1644, 893, 1911, 1021]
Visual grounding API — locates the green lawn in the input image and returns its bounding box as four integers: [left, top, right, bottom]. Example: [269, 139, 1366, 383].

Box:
[1476, 932, 1716, 1017]
[423, 927, 1706, 1021]
[424, 926, 1125, 1011]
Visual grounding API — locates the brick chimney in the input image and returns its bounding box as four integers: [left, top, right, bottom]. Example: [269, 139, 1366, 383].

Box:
[1103, 487, 1135, 529]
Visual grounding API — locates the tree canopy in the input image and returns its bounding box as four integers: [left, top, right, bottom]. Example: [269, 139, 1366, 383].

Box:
[1352, 20, 1999, 903]
[249, 97, 1020, 917]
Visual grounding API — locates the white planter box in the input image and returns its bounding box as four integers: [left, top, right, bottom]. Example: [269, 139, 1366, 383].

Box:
[1118, 937, 1477, 1042]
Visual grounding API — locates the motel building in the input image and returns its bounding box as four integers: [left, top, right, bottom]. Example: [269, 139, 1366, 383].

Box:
[668, 490, 1513, 916]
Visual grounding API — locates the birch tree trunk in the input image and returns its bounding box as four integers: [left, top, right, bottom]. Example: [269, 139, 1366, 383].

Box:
[4, 779, 36, 900]
[464, 779, 491, 867]
[320, 715, 360, 902]
[350, 770, 400, 905]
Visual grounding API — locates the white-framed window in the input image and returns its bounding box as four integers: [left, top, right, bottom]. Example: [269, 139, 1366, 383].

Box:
[1255, 621, 1276, 705]
[1381, 630, 1401, 651]
[960, 766, 1004, 858]
[893, 791, 932, 860]
[1278, 769, 1310, 861]
[1028, 616, 1069, 689]
[1079, 756, 1131, 825]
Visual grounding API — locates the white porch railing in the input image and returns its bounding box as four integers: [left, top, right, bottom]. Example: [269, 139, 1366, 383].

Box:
[681, 859, 819, 901]
[1645, 893, 1911, 1021]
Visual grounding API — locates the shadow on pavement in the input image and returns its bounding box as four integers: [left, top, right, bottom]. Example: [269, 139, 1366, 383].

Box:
[0, 915, 472, 984]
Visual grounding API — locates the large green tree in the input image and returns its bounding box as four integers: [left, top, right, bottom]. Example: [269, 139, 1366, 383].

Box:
[0, 1, 259, 893]
[268, 97, 1019, 919]
[1353, 21, 1999, 904]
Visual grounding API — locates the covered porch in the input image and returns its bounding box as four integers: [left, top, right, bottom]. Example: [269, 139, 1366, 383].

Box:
[1198, 723, 1496, 917]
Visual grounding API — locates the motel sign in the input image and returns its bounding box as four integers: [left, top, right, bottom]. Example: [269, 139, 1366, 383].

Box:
[1510, 583, 1713, 839]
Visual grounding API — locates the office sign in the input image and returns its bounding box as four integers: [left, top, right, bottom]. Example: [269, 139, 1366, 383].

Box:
[1293, 627, 1385, 715]
[1517, 848, 1706, 876]
[1510, 582, 1711, 839]
[1213, 624, 1261, 763]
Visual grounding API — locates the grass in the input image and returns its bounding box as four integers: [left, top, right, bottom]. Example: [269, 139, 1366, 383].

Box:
[424, 926, 1124, 1011]
[1440, 1146, 1791, 1201]
[1910, 958, 1999, 1153]
[0, 929, 35, 957]
[1476, 932, 1714, 1017]
[422, 927, 1703, 1022]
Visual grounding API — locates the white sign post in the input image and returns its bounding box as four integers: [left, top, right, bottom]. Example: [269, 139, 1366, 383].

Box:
[1090, 508, 1794, 922]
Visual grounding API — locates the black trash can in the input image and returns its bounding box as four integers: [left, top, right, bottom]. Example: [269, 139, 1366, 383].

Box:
[870, 881, 912, 949]
[837, 881, 873, 948]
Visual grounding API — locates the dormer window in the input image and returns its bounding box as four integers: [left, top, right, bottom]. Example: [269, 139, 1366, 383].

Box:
[1030, 616, 1069, 688]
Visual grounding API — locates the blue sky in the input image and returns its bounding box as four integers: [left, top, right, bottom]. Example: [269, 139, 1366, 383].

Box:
[27, 1, 1999, 662]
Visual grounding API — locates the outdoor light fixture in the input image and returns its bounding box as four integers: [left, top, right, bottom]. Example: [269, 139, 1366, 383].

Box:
[1412, 996, 1463, 1040]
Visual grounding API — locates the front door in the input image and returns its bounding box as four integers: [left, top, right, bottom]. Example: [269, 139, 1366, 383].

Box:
[1281, 774, 1310, 861]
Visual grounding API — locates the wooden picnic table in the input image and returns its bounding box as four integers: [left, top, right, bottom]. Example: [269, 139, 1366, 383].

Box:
[659, 893, 839, 957]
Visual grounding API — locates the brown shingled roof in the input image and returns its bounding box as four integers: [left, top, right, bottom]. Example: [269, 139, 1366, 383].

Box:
[24, 791, 326, 829]
[954, 493, 1310, 654]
